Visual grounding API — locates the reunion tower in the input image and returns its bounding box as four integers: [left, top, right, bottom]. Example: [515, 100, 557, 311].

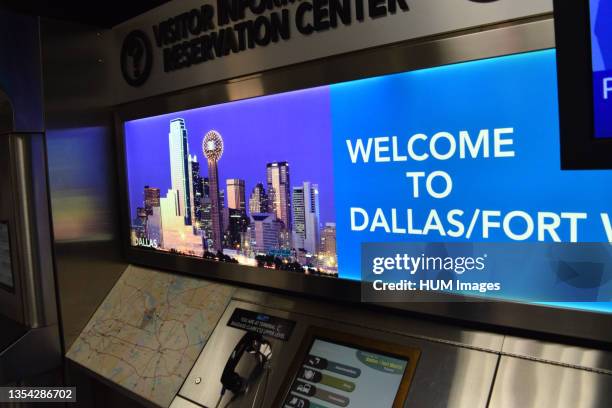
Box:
[202, 130, 224, 251]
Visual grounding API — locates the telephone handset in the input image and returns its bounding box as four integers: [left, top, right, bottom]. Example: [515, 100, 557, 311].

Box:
[216, 331, 273, 408]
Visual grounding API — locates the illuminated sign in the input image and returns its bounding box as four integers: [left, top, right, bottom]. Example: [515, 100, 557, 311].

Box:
[124, 49, 612, 311]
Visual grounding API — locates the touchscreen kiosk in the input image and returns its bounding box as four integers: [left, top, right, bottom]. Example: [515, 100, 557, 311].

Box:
[276, 328, 419, 408]
[0, 221, 13, 290]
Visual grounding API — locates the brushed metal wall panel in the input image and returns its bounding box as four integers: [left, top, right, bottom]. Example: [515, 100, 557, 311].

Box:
[178, 300, 498, 408]
[489, 356, 612, 408]
[41, 19, 128, 348]
[502, 336, 612, 375]
[233, 288, 505, 352]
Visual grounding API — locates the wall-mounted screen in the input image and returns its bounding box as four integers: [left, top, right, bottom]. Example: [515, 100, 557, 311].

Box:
[276, 328, 419, 408]
[126, 85, 338, 276]
[284, 340, 407, 407]
[124, 49, 612, 314]
[590, 0, 611, 138]
[0, 221, 14, 290]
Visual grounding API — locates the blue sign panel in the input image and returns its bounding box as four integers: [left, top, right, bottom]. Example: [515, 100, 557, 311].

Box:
[330, 50, 612, 312]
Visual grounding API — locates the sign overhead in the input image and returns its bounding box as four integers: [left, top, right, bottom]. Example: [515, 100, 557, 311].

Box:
[113, 0, 552, 102]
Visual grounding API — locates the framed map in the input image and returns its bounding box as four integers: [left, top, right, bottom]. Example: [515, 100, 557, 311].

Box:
[66, 266, 235, 407]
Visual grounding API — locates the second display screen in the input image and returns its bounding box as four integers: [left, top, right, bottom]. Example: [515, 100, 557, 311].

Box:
[283, 339, 409, 408]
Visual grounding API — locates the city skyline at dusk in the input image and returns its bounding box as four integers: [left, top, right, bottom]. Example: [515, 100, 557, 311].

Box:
[125, 86, 335, 228]
[124, 86, 337, 274]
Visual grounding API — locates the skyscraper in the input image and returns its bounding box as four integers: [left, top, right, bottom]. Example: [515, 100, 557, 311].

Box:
[249, 213, 282, 253]
[248, 183, 269, 215]
[291, 186, 305, 250]
[266, 162, 291, 230]
[135, 207, 148, 239]
[225, 208, 249, 249]
[305, 183, 320, 254]
[159, 188, 203, 256]
[291, 182, 320, 254]
[227, 178, 246, 213]
[220, 189, 228, 233]
[200, 177, 213, 250]
[160, 189, 181, 229]
[320, 223, 336, 256]
[202, 130, 224, 251]
[144, 186, 161, 214]
[147, 207, 163, 247]
[191, 158, 203, 232]
[168, 118, 193, 226]
[144, 186, 163, 246]
[188, 154, 197, 227]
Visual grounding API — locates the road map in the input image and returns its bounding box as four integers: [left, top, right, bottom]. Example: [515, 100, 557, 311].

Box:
[67, 265, 235, 407]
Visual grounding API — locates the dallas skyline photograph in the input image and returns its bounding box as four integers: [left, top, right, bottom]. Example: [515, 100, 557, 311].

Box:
[125, 86, 338, 276]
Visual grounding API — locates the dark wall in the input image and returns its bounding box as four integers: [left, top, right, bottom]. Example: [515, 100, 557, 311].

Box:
[0, 10, 43, 132]
[40, 18, 127, 349]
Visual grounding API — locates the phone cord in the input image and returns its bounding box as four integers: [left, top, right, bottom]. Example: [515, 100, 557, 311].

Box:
[250, 365, 272, 408]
